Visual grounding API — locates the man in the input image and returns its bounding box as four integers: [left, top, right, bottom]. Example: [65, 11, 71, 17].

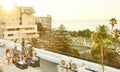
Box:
[32, 53, 38, 61]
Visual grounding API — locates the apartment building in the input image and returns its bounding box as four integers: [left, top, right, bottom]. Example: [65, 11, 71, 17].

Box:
[0, 4, 38, 43]
[36, 15, 52, 40]
[36, 15, 51, 29]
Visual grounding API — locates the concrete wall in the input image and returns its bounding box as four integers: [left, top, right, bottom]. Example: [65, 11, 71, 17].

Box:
[57, 65, 75, 72]
[40, 58, 58, 72]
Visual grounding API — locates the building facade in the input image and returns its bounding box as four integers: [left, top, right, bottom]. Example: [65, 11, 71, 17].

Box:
[36, 15, 51, 29]
[0, 4, 38, 43]
[36, 15, 52, 40]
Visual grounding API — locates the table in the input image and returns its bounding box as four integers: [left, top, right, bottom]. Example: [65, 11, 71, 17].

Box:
[16, 61, 28, 69]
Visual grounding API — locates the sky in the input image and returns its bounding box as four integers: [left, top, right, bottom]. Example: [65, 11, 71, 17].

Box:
[0, 0, 120, 21]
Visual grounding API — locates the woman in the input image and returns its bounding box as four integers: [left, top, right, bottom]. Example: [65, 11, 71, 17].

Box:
[13, 47, 19, 58]
[13, 54, 19, 64]
[6, 49, 11, 65]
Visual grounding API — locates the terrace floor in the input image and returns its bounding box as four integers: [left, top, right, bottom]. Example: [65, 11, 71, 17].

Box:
[0, 64, 42, 72]
[0, 46, 42, 72]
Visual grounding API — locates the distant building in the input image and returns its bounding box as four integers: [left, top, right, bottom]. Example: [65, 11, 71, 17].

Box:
[36, 15, 51, 29]
[36, 15, 52, 40]
[0, 4, 38, 43]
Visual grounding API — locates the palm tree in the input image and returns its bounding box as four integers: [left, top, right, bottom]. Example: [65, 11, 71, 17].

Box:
[113, 29, 119, 50]
[109, 18, 117, 49]
[109, 18, 117, 34]
[91, 25, 110, 72]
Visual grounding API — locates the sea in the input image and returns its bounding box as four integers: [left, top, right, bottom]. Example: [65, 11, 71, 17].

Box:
[52, 20, 120, 31]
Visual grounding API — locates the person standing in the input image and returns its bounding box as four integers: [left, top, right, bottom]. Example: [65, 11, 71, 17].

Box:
[6, 49, 11, 65]
[28, 46, 33, 57]
[22, 38, 25, 55]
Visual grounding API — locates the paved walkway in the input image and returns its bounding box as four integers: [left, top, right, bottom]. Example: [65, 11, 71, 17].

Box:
[0, 64, 42, 72]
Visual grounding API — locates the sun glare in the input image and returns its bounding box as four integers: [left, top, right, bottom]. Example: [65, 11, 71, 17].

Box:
[1, 3, 14, 11]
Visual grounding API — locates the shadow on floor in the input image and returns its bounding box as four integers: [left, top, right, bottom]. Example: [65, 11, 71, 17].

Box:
[0, 69, 3, 72]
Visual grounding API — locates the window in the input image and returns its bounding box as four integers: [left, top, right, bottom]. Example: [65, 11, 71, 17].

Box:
[7, 28, 19, 31]
[16, 28, 19, 30]
[8, 34, 13, 36]
[25, 28, 34, 30]
[20, 17, 22, 20]
[2, 22, 6, 25]
[20, 22, 22, 25]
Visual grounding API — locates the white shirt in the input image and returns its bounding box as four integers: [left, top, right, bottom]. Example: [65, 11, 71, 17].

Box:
[32, 56, 38, 61]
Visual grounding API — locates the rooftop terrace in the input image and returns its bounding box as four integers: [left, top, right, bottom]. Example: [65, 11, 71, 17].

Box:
[0, 39, 120, 72]
[0, 46, 42, 72]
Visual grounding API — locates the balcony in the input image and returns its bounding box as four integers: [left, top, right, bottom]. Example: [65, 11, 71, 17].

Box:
[20, 30, 37, 34]
[4, 31, 19, 34]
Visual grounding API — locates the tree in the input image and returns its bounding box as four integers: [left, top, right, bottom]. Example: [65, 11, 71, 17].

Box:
[51, 24, 80, 57]
[77, 29, 93, 38]
[83, 29, 93, 38]
[29, 38, 41, 48]
[51, 24, 70, 51]
[91, 25, 110, 58]
[109, 18, 117, 49]
[91, 25, 110, 72]
[36, 22, 46, 39]
[77, 30, 83, 36]
[91, 25, 120, 69]
[113, 29, 119, 50]
[70, 31, 77, 37]
[109, 18, 117, 34]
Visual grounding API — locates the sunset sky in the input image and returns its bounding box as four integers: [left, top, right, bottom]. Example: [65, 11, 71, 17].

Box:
[0, 0, 120, 21]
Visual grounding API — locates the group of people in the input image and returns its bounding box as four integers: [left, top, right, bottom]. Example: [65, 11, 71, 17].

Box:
[5, 45, 38, 65]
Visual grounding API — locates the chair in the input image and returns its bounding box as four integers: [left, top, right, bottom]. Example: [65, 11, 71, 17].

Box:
[29, 56, 40, 67]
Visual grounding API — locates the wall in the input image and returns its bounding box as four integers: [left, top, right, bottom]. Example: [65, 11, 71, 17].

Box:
[40, 58, 58, 72]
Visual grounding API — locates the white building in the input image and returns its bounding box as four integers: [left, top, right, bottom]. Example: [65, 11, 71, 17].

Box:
[36, 15, 52, 40]
[36, 15, 51, 29]
[0, 4, 38, 43]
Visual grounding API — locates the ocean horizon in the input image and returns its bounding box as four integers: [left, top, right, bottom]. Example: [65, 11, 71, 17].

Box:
[52, 20, 120, 31]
